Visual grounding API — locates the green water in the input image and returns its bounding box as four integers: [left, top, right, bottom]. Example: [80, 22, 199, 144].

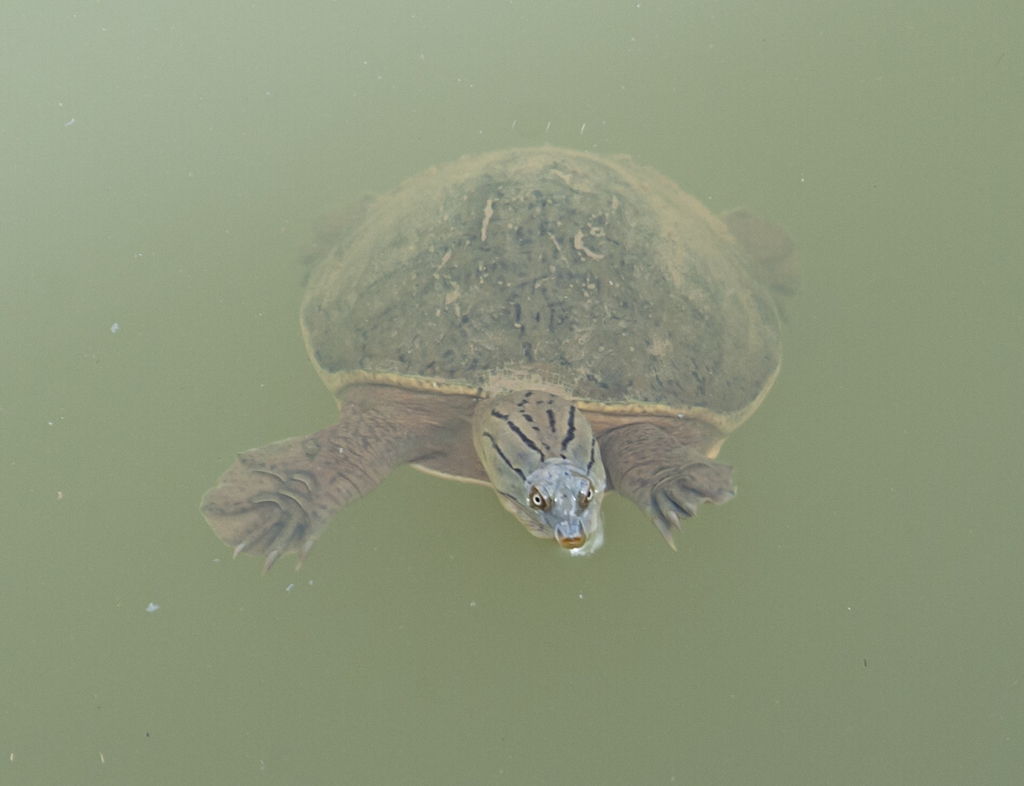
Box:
[2, 1, 1022, 783]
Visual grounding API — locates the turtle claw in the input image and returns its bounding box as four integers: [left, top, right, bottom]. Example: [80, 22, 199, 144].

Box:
[263, 549, 282, 574]
[666, 510, 682, 531]
[295, 539, 316, 570]
[658, 523, 679, 551]
[650, 506, 681, 550]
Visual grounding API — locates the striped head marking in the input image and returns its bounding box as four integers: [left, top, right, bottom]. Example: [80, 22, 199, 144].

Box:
[472, 391, 606, 554]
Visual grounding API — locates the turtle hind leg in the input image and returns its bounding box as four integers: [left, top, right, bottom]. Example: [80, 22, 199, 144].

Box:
[598, 423, 735, 548]
[721, 209, 800, 318]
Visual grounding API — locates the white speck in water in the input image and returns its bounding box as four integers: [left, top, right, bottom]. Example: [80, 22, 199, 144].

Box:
[145, 603, 159, 612]
[286, 583, 294, 592]
[545, 121, 551, 133]
[470, 601, 476, 607]
[309, 579, 313, 585]
[580, 123, 586, 134]
[65, 118, 75, 126]
[338, 447, 344, 453]
[579, 594, 583, 599]
[110, 323, 120, 333]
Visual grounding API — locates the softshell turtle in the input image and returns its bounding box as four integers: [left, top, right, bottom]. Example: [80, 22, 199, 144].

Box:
[201, 147, 797, 570]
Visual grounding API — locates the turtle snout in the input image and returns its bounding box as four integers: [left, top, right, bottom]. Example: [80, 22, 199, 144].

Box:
[554, 520, 588, 549]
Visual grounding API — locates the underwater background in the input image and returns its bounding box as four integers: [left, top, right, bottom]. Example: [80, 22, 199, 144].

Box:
[1, 1, 1021, 782]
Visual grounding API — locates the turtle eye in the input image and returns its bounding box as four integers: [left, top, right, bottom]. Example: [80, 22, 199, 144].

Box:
[528, 487, 551, 511]
[578, 483, 594, 509]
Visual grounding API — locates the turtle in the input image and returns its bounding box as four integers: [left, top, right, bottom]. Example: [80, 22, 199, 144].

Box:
[201, 147, 798, 571]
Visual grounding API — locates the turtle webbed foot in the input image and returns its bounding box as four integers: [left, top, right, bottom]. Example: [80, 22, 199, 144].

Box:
[201, 435, 338, 572]
[599, 424, 735, 549]
[646, 454, 735, 547]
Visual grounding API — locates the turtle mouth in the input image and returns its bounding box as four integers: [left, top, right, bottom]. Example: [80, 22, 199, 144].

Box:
[555, 530, 587, 549]
[553, 517, 590, 550]
[565, 514, 605, 556]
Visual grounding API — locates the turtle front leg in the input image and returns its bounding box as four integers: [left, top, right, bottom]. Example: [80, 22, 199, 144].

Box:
[598, 423, 736, 548]
[201, 427, 385, 572]
[200, 386, 466, 571]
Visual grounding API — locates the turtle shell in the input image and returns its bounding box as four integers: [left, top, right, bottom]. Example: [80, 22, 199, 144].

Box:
[301, 147, 783, 433]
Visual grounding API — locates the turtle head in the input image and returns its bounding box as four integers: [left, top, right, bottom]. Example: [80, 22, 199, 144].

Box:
[516, 460, 605, 554]
[472, 391, 607, 555]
